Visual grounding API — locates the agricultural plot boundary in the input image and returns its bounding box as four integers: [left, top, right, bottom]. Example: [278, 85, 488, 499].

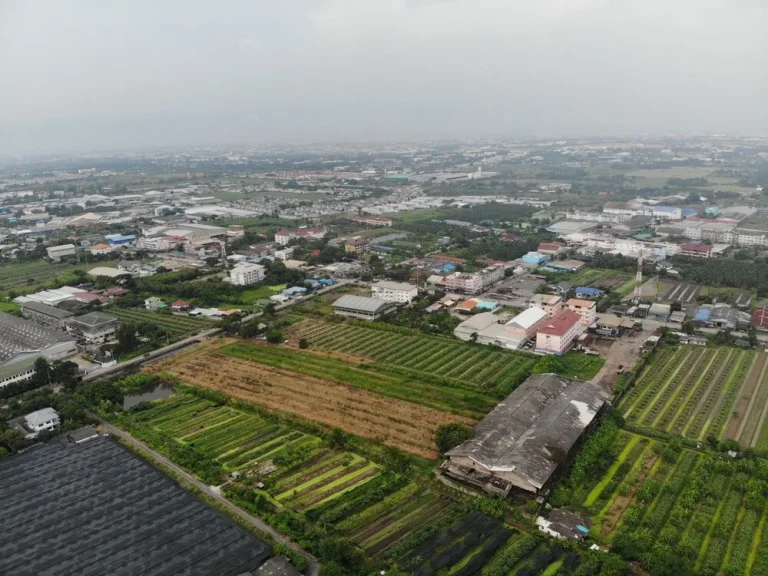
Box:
[619, 344, 768, 447]
[117, 391, 559, 574]
[109, 308, 218, 338]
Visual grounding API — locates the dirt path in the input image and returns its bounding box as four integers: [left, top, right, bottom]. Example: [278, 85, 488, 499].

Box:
[730, 351, 768, 441]
[591, 330, 650, 391]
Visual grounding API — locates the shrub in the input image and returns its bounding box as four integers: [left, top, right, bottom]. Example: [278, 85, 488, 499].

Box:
[435, 422, 473, 454]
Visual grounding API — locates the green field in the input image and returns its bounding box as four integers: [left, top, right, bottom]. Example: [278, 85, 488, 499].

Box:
[0, 259, 119, 295]
[551, 422, 768, 576]
[286, 319, 541, 398]
[107, 308, 218, 338]
[618, 345, 768, 447]
[118, 392, 557, 572]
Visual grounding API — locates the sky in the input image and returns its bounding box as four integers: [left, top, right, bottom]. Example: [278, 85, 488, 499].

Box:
[1, 0, 767, 154]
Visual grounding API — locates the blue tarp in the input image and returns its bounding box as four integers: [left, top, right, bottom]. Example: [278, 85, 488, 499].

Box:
[575, 287, 604, 298]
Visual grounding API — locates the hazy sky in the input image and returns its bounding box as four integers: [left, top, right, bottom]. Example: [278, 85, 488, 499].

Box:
[1, 0, 766, 154]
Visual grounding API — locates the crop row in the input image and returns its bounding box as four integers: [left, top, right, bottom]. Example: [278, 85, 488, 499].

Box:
[651, 348, 717, 430]
[683, 349, 743, 439]
[706, 351, 755, 440]
[667, 348, 730, 434]
[623, 348, 692, 420]
[618, 347, 681, 412]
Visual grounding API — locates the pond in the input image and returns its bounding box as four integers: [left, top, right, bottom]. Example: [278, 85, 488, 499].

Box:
[123, 383, 175, 410]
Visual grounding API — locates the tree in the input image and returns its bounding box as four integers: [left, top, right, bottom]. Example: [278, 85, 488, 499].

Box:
[435, 423, 473, 454]
[469, 332, 478, 343]
[116, 322, 138, 355]
[748, 327, 758, 346]
[266, 327, 284, 344]
[681, 319, 695, 334]
[298, 338, 309, 349]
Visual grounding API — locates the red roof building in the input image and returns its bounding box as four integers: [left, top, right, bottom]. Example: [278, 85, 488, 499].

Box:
[500, 234, 519, 243]
[752, 306, 768, 331]
[432, 254, 466, 264]
[535, 310, 584, 355]
[171, 300, 190, 310]
[680, 242, 712, 258]
[104, 286, 129, 298]
[537, 242, 565, 256]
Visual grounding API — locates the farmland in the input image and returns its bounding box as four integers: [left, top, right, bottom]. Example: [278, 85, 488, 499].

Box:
[286, 319, 551, 397]
[0, 259, 119, 296]
[618, 345, 768, 448]
[108, 308, 218, 339]
[552, 421, 768, 576]
[147, 340, 478, 459]
[117, 391, 568, 574]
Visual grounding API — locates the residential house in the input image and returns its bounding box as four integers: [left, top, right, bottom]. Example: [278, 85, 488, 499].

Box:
[66, 312, 120, 344]
[144, 297, 166, 310]
[371, 281, 418, 303]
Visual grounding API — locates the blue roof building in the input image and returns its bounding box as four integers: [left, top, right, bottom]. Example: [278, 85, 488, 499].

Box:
[441, 263, 456, 272]
[282, 286, 308, 296]
[106, 234, 136, 245]
[575, 286, 604, 299]
[694, 308, 711, 324]
[522, 252, 548, 265]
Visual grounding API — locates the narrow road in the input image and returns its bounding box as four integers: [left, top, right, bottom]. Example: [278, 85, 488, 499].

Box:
[97, 419, 320, 576]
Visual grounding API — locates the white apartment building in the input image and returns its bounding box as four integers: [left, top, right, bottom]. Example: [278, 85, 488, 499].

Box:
[528, 294, 564, 318]
[371, 281, 418, 303]
[229, 262, 266, 286]
[274, 228, 327, 246]
[274, 247, 294, 261]
[441, 272, 484, 294]
[566, 299, 597, 327]
[136, 236, 177, 251]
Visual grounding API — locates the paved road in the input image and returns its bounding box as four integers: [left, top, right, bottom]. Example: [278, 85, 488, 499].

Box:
[98, 419, 320, 576]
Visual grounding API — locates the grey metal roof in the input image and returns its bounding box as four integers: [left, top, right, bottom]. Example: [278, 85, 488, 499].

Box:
[21, 301, 74, 319]
[332, 294, 392, 313]
[255, 556, 302, 576]
[0, 312, 75, 365]
[69, 311, 119, 328]
[0, 436, 272, 575]
[24, 407, 59, 428]
[447, 374, 611, 490]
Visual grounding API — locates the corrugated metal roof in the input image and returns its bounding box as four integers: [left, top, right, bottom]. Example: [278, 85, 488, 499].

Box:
[332, 294, 391, 313]
[0, 312, 75, 364]
[507, 307, 546, 329]
[447, 374, 611, 489]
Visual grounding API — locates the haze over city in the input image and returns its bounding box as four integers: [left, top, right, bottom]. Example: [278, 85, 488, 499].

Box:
[1, 0, 767, 155]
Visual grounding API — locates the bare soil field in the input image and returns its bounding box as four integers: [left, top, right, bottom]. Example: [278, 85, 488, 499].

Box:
[148, 340, 471, 459]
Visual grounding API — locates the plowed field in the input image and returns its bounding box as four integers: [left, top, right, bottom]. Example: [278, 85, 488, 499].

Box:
[148, 340, 471, 459]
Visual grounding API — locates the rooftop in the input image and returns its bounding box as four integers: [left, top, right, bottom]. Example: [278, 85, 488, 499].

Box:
[0, 312, 75, 364]
[371, 280, 417, 292]
[332, 294, 393, 313]
[21, 300, 74, 320]
[69, 311, 119, 329]
[0, 436, 272, 575]
[537, 310, 582, 336]
[447, 374, 611, 490]
[507, 307, 547, 330]
[567, 298, 596, 309]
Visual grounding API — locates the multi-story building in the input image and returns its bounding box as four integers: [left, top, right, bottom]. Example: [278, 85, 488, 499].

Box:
[349, 216, 392, 227]
[66, 312, 120, 344]
[274, 228, 327, 246]
[535, 310, 584, 355]
[566, 299, 597, 327]
[528, 294, 564, 318]
[371, 281, 418, 303]
[680, 242, 713, 258]
[90, 243, 113, 255]
[441, 272, 484, 294]
[229, 262, 266, 286]
[344, 236, 370, 254]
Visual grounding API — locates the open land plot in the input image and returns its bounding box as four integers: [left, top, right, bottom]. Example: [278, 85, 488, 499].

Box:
[618, 345, 766, 444]
[147, 340, 474, 459]
[283, 318, 592, 398]
[552, 425, 768, 576]
[108, 308, 218, 338]
[122, 391, 549, 572]
[0, 259, 120, 295]
[661, 280, 701, 304]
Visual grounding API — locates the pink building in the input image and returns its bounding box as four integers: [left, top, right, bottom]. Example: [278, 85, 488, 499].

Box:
[535, 310, 584, 355]
[566, 298, 597, 327]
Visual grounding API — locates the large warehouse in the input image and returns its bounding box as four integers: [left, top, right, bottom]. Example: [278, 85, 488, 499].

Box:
[331, 294, 397, 320]
[0, 435, 274, 575]
[443, 373, 611, 497]
[0, 312, 77, 388]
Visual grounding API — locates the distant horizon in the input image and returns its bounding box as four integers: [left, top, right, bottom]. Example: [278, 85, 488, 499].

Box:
[2, 0, 766, 156]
